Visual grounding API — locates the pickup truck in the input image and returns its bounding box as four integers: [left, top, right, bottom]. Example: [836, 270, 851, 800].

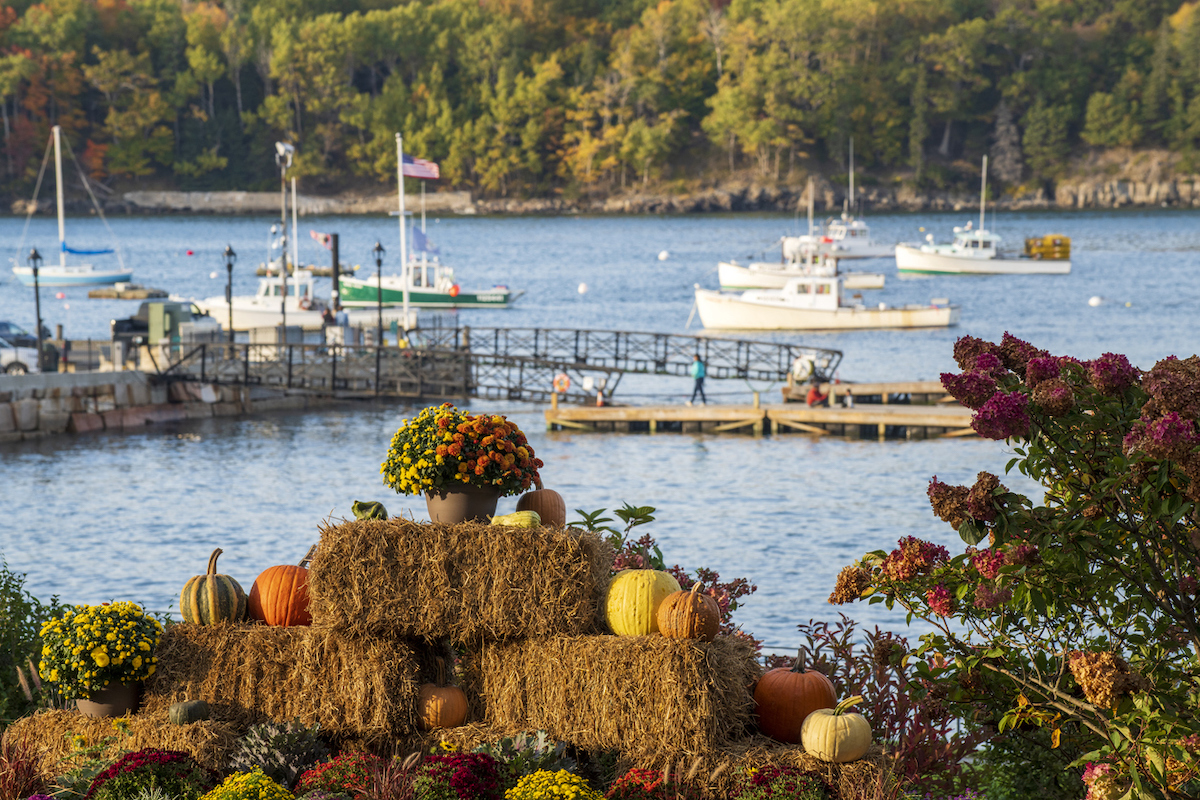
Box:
[111, 301, 221, 346]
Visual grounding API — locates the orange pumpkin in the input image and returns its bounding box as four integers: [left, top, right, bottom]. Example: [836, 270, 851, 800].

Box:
[516, 482, 566, 528]
[419, 657, 468, 730]
[248, 562, 311, 627]
[657, 582, 721, 642]
[754, 649, 836, 743]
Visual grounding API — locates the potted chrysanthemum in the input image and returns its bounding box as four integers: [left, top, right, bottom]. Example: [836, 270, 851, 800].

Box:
[381, 403, 542, 523]
[39, 601, 163, 717]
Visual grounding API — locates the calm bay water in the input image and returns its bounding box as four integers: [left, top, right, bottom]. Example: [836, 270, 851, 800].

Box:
[1, 208, 1198, 649]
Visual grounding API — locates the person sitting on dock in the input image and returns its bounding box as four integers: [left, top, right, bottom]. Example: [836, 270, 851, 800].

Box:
[687, 354, 707, 406]
[806, 379, 829, 407]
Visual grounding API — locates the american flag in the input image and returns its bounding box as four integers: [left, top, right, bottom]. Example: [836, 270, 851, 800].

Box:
[309, 230, 332, 249]
[402, 154, 440, 180]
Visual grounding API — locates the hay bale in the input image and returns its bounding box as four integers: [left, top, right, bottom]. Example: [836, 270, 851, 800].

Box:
[141, 623, 426, 742]
[464, 635, 760, 757]
[308, 519, 613, 642]
[5, 708, 239, 777]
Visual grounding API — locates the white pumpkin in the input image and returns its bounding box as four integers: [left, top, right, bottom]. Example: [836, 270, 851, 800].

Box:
[800, 695, 872, 762]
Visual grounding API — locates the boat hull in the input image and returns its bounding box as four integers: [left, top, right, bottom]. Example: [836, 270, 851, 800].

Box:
[718, 261, 885, 291]
[694, 289, 958, 331]
[338, 276, 513, 308]
[12, 266, 134, 287]
[895, 245, 1071, 275]
[195, 299, 416, 332]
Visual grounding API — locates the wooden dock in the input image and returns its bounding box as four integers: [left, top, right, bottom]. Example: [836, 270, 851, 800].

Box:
[546, 401, 974, 439]
[781, 378, 953, 405]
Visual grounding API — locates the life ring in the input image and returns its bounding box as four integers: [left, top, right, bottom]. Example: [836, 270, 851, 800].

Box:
[553, 373, 571, 393]
[298, 297, 312, 310]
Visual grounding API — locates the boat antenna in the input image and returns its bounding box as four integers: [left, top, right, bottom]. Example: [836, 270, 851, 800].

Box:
[13, 132, 54, 270]
[63, 134, 126, 271]
[979, 154, 988, 233]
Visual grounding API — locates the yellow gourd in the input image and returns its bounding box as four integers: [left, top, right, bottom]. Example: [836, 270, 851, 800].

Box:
[605, 569, 681, 635]
[800, 695, 872, 762]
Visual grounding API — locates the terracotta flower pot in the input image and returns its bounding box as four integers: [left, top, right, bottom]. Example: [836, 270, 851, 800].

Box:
[425, 484, 501, 523]
[77, 680, 142, 718]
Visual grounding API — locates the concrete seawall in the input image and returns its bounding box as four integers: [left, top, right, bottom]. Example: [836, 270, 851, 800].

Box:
[121, 190, 477, 215]
[0, 371, 337, 443]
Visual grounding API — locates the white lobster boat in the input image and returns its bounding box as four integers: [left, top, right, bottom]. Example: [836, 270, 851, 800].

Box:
[895, 156, 1070, 275]
[719, 254, 885, 291]
[693, 275, 959, 331]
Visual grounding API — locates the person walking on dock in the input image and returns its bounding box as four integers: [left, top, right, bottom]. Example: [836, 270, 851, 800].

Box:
[687, 354, 707, 405]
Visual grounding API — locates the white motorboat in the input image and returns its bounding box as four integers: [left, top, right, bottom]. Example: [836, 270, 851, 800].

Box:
[693, 275, 958, 331]
[895, 156, 1071, 275]
[197, 270, 415, 332]
[782, 217, 895, 261]
[780, 144, 894, 261]
[11, 126, 132, 287]
[719, 254, 885, 291]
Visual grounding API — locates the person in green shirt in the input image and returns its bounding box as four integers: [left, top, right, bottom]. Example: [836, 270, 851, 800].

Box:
[687, 354, 707, 405]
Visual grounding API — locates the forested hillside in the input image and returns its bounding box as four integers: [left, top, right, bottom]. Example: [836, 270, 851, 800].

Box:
[0, 0, 1196, 203]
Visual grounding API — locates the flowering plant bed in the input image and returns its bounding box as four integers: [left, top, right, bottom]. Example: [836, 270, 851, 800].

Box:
[86, 747, 214, 800]
[39, 601, 163, 700]
[381, 403, 542, 497]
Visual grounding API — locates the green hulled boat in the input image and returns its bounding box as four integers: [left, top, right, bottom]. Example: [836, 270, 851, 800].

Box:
[338, 265, 518, 308]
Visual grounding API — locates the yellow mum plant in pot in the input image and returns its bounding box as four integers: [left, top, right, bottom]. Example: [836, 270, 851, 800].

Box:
[39, 601, 163, 717]
[381, 403, 543, 523]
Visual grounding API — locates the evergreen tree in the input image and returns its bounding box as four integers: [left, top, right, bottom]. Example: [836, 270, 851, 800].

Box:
[909, 67, 928, 181]
[990, 100, 1022, 185]
[1021, 98, 1070, 180]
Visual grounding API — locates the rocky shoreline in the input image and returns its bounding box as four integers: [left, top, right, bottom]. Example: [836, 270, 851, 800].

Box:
[12, 148, 1200, 217]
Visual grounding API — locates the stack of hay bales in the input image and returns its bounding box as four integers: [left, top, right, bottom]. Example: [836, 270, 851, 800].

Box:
[306, 518, 764, 760]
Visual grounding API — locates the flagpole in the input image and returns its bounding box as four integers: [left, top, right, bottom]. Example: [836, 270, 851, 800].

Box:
[396, 133, 408, 332]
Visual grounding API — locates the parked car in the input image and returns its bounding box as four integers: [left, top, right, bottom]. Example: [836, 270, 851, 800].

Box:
[0, 337, 39, 374]
[0, 321, 37, 349]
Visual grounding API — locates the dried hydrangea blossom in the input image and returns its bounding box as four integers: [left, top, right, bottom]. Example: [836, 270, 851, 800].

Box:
[973, 352, 1007, 377]
[881, 536, 950, 582]
[941, 370, 1000, 410]
[971, 548, 1007, 580]
[828, 566, 871, 605]
[966, 472, 1003, 522]
[928, 476, 970, 528]
[973, 584, 1012, 609]
[1025, 356, 1061, 389]
[1087, 352, 1139, 397]
[1033, 379, 1075, 417]
[1141, 355, 1200, 421]
[998, 332, 1048, 373]
[1005, 543, 1040, 566]
[972, 391, 1032, 440]
[1067, 651, 1150, 709]
[953, 335, 998, 372]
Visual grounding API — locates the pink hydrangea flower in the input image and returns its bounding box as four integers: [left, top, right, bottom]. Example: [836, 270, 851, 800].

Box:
[1087, 353, 1138, 396]
[926, 584, 953, 616]
[1025, 356, 1061, 389]
[973, 584, 1012, 609]
[972, 391, 1031, 440]
[971, 549, 1007, 579]
[941, 371, 1000, 410]
[1142, 412, 1200, 461]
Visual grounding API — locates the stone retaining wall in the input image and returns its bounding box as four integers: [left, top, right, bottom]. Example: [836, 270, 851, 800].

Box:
[0, 371, 330, 443]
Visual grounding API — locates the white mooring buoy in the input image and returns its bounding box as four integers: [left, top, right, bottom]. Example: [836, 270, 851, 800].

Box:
[1088, 296, 1103, 307]
[577, 282, 588, 295]
[657, 250, 669, 261]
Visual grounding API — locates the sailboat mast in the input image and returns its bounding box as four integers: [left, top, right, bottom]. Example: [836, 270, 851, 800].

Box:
[807, 175, 814, 236]
[396, 133, 409, 330]
[979, 155, 988, 232]
[291, 177, 298, 271]
[53, 125, 65, 268]
[848, 137, 854, 214]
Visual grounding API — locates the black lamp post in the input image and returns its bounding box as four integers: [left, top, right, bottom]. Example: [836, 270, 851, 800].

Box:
[223, 244, 237, 344]
[28, 247, 43, 371]
[372, 241, 385, 394]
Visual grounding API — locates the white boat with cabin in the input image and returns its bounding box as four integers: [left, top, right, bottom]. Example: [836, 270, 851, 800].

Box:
[894, 156, 1071, 275]
[693, 275, 959, 331]
[719, 253, 885, 291]
[196, 270, 415, 332]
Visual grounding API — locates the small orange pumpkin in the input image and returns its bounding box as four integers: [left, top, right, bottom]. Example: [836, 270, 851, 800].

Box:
[754, 649, 836, 743]
[419, 657, 468, 730]
[248, 559, 311, 627]
[516, 481, 566, 528]
[657, 582, 720, 642]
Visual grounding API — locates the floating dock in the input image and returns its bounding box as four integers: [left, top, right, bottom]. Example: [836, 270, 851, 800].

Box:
[87, 284, 168, 299]
[546, 396, 974, 440]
